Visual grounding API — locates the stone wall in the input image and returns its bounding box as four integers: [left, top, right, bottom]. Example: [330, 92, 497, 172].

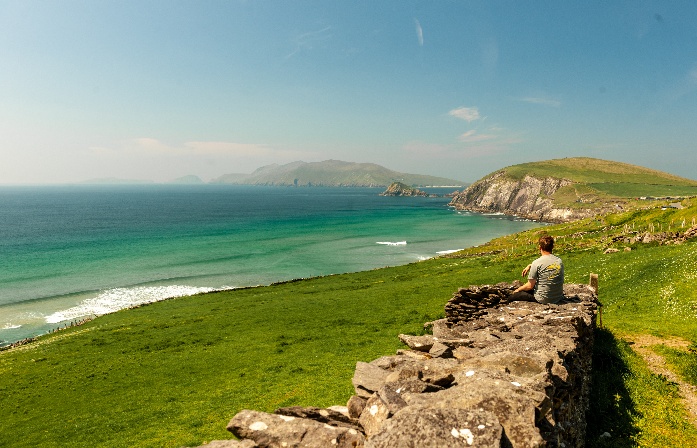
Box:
[202, 281, 598, 448]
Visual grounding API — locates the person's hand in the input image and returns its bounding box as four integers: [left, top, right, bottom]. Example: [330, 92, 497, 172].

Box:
[521, 264, 531, 277]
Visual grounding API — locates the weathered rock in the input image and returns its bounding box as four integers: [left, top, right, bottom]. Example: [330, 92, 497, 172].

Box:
[424, 319, 456, 338]
[365, 406, 503, 448]
[197, 440, 258, 448]
[352, 362, 390, 398]
[684, 224, 697, 239]
[384, 365, 422, 383]
[275, 406, 361, 431]
[419, 358, 458, 387]
[383, 378, 444, 394]
[377, 386, 408, 415]
[380, 182, 428, 197]
[228, 409, 365, 448]
[347, 395, 368, 419]
[359, 394, 392, 438]
[428, 341, 453, 358]
[402, 377, 547, 447]
[394, 349, 431, 361]
[603, 248, 620, 254]
[448, 169, 618, 222]
[398, 334, 436, 352]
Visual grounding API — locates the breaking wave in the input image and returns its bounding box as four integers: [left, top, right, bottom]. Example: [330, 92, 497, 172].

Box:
[44, 285, 233, 324]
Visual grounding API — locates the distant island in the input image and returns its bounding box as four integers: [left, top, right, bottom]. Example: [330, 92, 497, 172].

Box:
[380, 182, 460, 198]
[210, 160, 465, 187]
[77, 160, 465, 188]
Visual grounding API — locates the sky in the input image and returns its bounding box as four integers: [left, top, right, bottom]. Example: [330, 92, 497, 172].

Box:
[1, 0, 697, 184]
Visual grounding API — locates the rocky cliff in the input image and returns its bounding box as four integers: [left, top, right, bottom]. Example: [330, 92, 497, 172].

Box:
[448, 171, 616, 223]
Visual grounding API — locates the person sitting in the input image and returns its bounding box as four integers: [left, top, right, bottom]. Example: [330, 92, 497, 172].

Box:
[509, 235, 564, 304]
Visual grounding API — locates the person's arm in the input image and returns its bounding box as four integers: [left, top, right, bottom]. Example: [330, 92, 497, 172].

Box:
[514, 262, 536, 294]
[521, 264, 531, 277]
[513, 278, 536, 294]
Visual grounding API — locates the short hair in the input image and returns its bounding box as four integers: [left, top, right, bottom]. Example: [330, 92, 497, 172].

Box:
[539, 235, 554, 252]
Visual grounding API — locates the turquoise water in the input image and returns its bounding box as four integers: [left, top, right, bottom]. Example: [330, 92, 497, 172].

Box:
[0, 185, 542, 345]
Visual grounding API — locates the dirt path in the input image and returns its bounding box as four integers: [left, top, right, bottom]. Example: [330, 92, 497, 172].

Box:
[626, 334, 697, 427]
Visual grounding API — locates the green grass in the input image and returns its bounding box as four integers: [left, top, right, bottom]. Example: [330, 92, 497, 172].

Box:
[499, 157, 697, 202]
[503, 157, 697, 186]
[588, 183, 697, 198]
[587, 330, 697, 447]
[654, 345, 697, 387]
[2, 204, 697, 446]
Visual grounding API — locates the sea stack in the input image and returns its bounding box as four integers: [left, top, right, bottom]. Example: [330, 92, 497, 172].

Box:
[380, 182, 429, 197]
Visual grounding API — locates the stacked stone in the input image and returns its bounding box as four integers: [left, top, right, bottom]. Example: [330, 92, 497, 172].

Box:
[204, 282, 598, 448]
[444, 282, 518, 325]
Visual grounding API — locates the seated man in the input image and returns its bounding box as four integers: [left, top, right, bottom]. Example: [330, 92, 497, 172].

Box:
[509, 235, 564, 304]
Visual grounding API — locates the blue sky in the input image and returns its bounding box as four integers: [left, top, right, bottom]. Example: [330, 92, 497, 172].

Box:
[1, 1, 696, 184]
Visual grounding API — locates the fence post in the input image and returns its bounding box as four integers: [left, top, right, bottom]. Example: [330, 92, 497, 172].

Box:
[589, 273, 601, 328]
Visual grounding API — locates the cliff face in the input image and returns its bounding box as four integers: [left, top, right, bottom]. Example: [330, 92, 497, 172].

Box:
[449, 171, 611, 222]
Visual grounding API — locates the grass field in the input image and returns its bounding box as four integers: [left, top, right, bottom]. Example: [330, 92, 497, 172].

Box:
[2, 201, 697, 447]
[503, 157, 697, 187]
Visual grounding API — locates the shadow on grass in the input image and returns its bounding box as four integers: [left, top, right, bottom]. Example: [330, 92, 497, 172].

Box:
[586, 328, 639, 448]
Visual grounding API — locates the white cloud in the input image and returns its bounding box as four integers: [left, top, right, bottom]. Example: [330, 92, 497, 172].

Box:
[414, 19, 424, 47]
[133, 137, 173, 153]
[449, 107, 481, 122]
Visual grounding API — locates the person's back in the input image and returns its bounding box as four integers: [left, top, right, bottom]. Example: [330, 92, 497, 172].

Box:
[510, 235, 564, 304]
[529, 253, 564, 304]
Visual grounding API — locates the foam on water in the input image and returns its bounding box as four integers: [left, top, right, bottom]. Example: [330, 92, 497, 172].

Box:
[2, 324, 22, 330]
[44, 285, 233, 324]
[376, 241, 407, 246]
[436, 249, 464, 255]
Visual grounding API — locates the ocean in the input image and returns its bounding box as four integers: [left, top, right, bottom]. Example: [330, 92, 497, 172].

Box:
[0, 185, 542, 346]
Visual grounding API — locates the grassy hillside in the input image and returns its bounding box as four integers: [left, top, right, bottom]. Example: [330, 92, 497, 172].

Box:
[2, 200, 697, 447]
[211, 160, 465, 187]
[503, 157, 697, 199]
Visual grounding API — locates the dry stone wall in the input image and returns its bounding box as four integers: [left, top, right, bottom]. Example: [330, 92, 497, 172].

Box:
[201, 282, 598, 448]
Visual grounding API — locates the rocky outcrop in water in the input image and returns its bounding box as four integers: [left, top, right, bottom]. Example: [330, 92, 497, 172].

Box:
[448, 171, 617, 222]
[380, 182, 429, 197]
[202, 281, 599, 448]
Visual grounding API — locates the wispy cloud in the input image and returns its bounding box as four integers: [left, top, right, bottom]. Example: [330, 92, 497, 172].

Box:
[286, 26, 333, 59]
[519, 97, 562, 107]
[458, 130, 496, 143]
[449, 106, 481, 122]
[414, 19, 424, 47]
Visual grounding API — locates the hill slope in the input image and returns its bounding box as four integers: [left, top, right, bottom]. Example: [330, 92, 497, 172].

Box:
[211, 160, 464, 187]
[449, 157, 697, 222]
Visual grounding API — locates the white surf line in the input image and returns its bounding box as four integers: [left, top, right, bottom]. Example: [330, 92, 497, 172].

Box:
[376, 241, 407, 246]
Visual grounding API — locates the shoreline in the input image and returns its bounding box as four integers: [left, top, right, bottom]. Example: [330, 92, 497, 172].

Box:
[0, 247, 487, 351]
